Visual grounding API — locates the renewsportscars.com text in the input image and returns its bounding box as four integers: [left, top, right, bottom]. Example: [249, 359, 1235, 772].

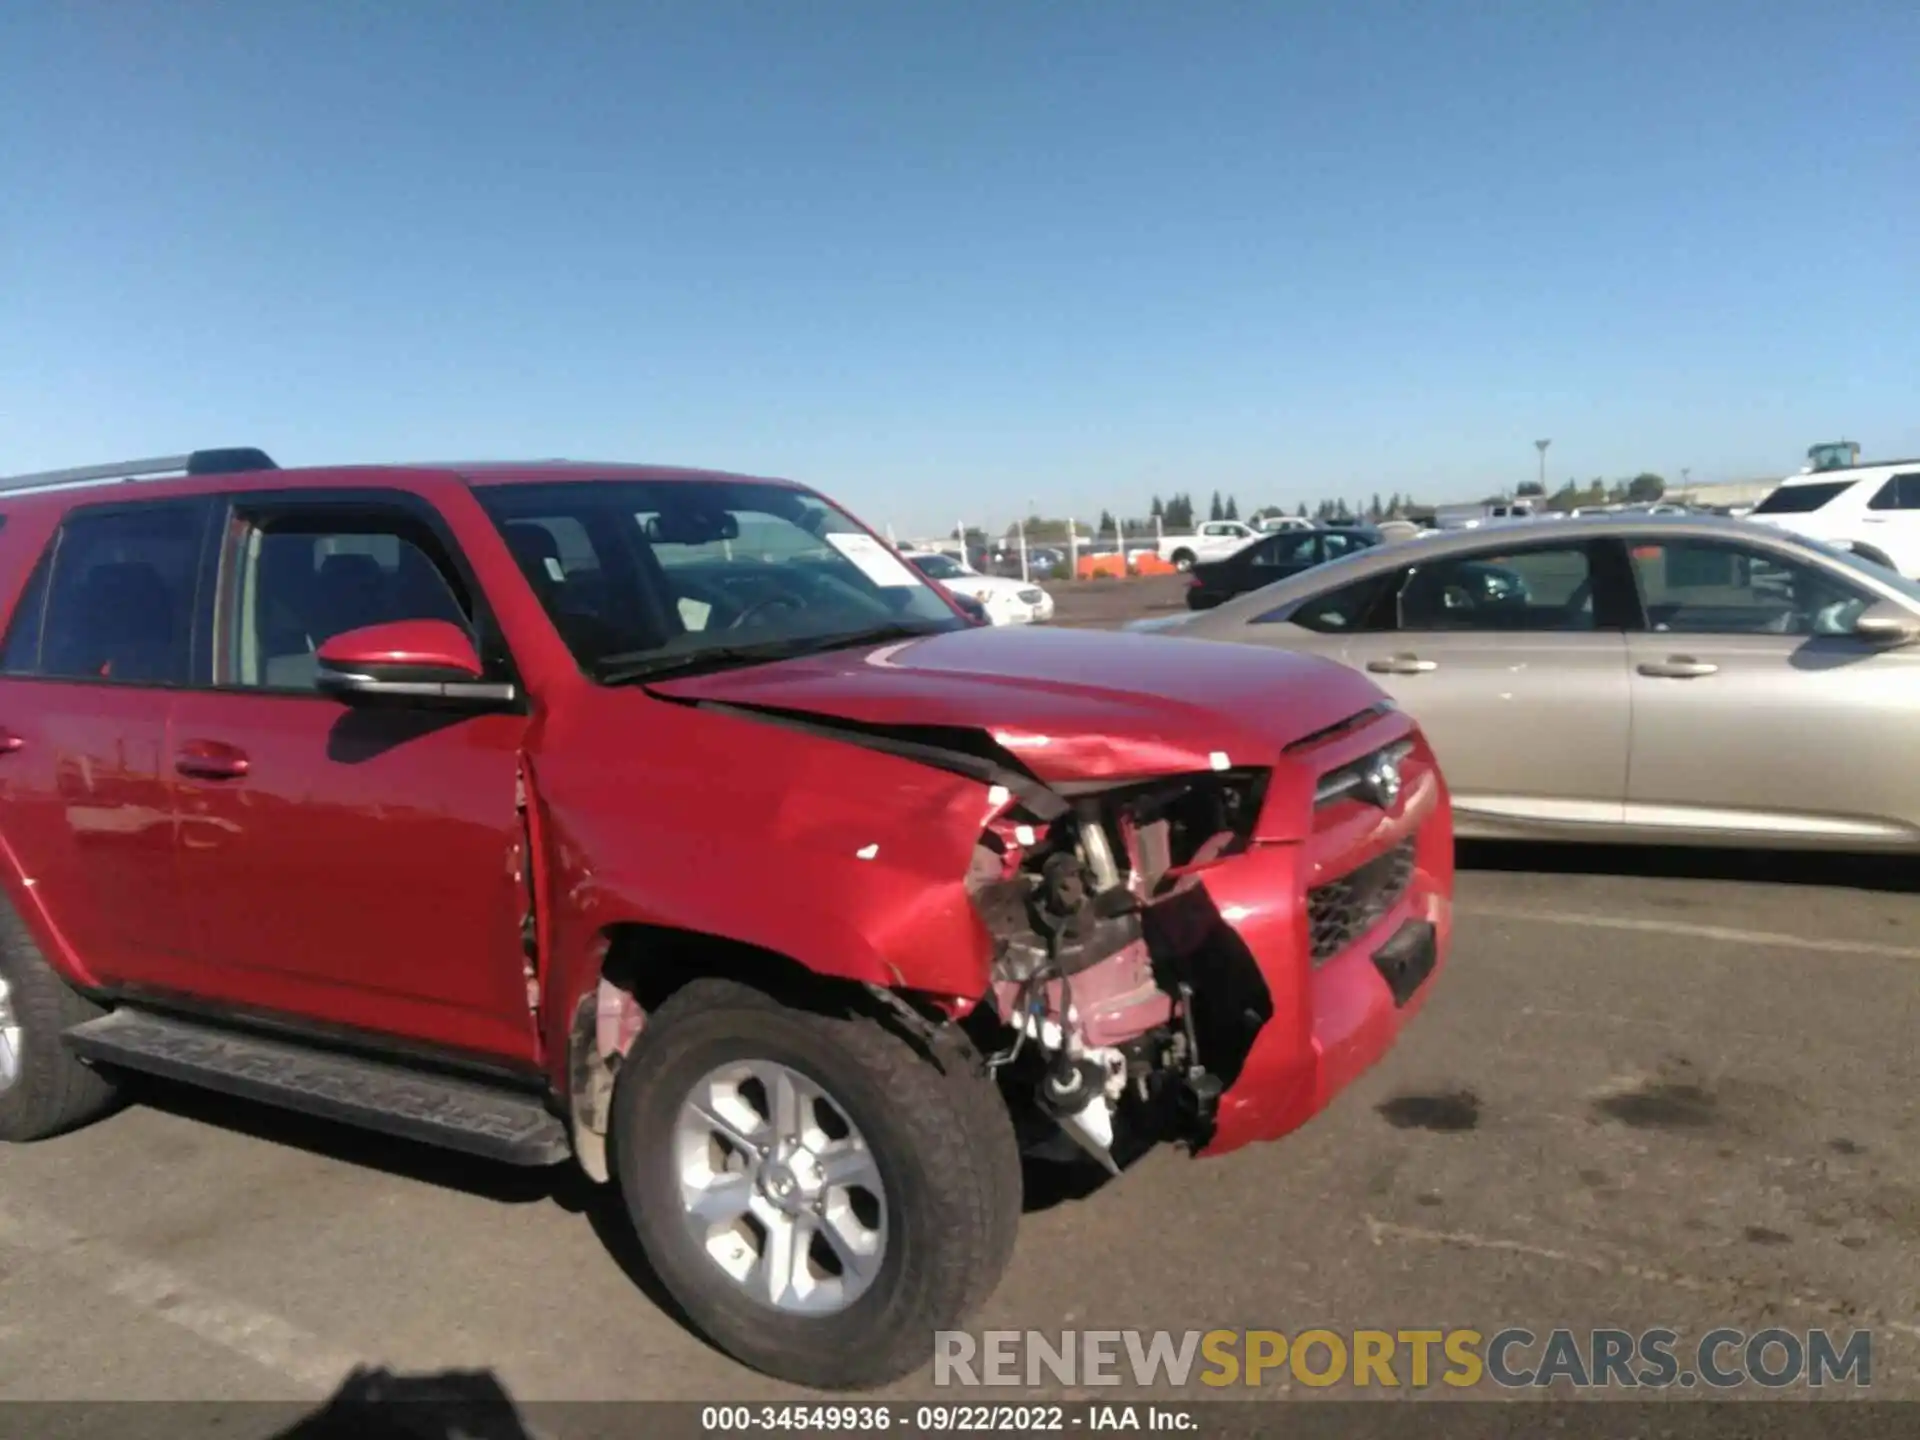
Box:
[934, 1327, 1873, 1390]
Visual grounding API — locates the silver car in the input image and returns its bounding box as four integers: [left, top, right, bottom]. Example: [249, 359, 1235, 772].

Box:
[1127, 514, 1920, 851]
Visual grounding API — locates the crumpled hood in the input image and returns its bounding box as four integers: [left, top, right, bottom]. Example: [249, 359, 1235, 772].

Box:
[647, 625, 1387, 785]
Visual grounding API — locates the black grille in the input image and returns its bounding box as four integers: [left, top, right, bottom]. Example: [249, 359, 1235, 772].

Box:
[1308, 838, 1416, 965]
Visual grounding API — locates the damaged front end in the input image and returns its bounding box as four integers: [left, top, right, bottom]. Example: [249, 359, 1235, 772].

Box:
[964, 765, 1276, 1173]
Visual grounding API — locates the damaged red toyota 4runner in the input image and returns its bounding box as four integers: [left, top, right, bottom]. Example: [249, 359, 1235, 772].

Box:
[0, 449, 1451, 1389]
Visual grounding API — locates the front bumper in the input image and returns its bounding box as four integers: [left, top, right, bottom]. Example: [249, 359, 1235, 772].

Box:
[1144, 752, 1453, 1158]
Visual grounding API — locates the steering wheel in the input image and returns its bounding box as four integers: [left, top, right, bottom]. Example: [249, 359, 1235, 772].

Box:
[729, 593, 805, 631]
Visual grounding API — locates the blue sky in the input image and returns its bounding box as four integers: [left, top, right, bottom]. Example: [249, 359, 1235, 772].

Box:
[3, 1, 1915, 535]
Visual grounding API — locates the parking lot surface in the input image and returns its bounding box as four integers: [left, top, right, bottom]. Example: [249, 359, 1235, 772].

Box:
[1, 579, 1914, 1414]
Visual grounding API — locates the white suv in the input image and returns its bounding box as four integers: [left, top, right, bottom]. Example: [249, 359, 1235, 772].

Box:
[1748, 460, 1920, 577]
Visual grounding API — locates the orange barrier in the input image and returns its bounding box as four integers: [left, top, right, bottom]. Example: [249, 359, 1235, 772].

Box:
[1073, 551, 1176, 579]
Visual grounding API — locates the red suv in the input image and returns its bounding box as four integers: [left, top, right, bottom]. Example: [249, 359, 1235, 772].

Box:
[0, 449, 1451, 1389]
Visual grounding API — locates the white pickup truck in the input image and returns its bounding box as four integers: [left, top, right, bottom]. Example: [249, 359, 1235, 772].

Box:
[1157, 520, 1265, 570]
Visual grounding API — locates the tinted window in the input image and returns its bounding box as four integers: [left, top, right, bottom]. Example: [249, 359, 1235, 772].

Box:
[1398, 544, 1595, 632]
[1278, 574, 1396, 633]
[1751, 481, 1854, 515]
[1867, 473, 1920, 511]
[1320, 530, 1375, 559]
[1630, 540, 1875, 637]
[230, 520, 471, 690]
[0, 548, 52, 673]
[8, 504, 207, 683]
[1250, 533, 1317, 568]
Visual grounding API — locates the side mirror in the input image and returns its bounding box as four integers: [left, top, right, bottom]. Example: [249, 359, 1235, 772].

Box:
[315, 620, 517, 707]
[1852, 598, 1920, 646]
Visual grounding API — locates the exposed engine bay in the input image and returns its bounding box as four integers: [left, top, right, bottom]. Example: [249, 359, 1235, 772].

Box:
[964, 767, 1273, 1174]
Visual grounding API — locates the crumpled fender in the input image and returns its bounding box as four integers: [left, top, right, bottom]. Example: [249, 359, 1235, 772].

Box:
[530, 703, 1012, 1086]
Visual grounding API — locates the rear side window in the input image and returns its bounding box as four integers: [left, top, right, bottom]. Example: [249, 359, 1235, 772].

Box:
[1751, 480, 1854, 515]
[1867, 473, 1920, 511]
[0, 503, 208, 684]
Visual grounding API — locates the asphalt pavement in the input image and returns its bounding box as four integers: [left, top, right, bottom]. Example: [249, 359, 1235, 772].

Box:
[1, 578, 1915, 1418]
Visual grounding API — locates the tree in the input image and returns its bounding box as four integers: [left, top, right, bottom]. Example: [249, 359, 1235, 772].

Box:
[1097, 509, 1117, 536]
[1516, 480, 1545, 498]
[1208, 490, 1224, 522]
[1368, 492, 1384, 521]
[1150, 495, 1165, 521]
[1164, 493, 1194, 529]
[1223, 495, 1240, 521]
[1627, 472, 1666, 503]
[1295, 501, 1308, 518]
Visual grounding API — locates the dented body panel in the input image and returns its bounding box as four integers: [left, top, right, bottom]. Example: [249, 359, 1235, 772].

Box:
[533, 627, 1449, 1170]
[646, 625, 1391, 819]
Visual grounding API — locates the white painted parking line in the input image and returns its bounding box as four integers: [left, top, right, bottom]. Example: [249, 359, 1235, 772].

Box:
[1364, 1216, 1920, 1343]
[1458, 906, 1920, 963]
[0, 1204, 359, 1393]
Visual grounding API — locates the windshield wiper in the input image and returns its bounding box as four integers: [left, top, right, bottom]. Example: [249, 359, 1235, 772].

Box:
[595, 623, 947, 687]
[779, 621, 949, 655]
[595, 640, 810, 686]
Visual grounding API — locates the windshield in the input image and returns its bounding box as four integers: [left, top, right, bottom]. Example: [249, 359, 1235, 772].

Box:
[473, 478, 965, 679]
[912, 553, 966, 580]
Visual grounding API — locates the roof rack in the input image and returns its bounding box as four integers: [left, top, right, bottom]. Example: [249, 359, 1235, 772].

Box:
[0, 447, 278, 496]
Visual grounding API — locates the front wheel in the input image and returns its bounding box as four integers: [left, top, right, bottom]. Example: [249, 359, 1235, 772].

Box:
[612, 979, 1021, 1389]
[1171, 550, 1196, 571]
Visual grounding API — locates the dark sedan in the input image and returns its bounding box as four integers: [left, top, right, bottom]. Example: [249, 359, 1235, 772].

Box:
[1186, 524, 1383, 610]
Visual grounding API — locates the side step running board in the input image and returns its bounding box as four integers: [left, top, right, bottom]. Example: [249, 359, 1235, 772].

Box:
[64, 1009, 573, 1168]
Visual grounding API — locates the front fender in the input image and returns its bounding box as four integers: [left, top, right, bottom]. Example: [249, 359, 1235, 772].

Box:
[530, 722, 1003, 1089]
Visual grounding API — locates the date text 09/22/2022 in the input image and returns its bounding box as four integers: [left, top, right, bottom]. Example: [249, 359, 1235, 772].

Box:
[700, 1403, 1196, 1431]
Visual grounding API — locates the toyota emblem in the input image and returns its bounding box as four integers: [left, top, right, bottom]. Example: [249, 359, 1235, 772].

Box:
[1362, 754, 1403, 808]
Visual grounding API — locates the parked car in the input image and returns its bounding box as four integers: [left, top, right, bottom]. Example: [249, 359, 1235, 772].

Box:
[1156, 520, 1263, 571]
[1748, 452, 1920, 577]
[901, 548, 1054, 623]
[0, 447, 1450, 1390]
[983, 543, 1065, 580]
[1186, 524, 1384, 610]
[1128, 512, 1920, 853]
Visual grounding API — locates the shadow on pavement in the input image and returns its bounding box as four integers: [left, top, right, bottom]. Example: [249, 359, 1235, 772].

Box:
[1458, 839, 1919, 895]
[272, 1366, 533, 1439]
[122, 1076, 703, 1342]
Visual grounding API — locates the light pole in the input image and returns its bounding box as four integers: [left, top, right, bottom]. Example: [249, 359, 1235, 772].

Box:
[1534, 439, 1551, 498]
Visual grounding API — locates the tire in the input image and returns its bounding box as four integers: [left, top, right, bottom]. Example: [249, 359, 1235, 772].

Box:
[611, 978, 1022, 1390]
[0, 899, 120, 1143]
[1171, 550, 1195, 571]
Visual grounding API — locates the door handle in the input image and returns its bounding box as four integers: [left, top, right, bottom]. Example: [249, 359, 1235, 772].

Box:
[1637, 657, 1719, 679]
[1366, 655, 1438, 675]
[174, 740, 251, 780]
